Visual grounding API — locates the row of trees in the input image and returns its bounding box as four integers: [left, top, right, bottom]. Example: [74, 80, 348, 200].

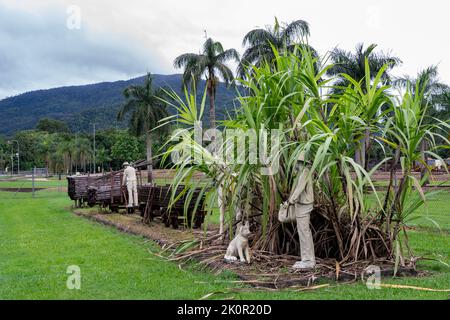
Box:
[0, 118, 159, 174]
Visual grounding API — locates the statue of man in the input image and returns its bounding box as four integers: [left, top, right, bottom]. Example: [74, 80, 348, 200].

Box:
[288, 152, 315, 269]
[122, 162, 138, 213]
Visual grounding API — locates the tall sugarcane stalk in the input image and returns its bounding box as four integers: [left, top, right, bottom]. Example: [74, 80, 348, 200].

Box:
[161, 46, 449, 263]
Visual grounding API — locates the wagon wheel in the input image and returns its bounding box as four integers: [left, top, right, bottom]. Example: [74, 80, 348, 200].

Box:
[139, 204, 146, 218]
[162, 210, 170, 227]
[149, 207, 159, 222]
[171, 213, 179, 229]
[194, 211, 204, 229]
[109, 203, 119, 213]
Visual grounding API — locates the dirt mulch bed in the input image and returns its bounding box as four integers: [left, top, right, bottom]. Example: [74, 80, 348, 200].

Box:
[73, 209, 199, 246]
[73, 208, 422, 290]
[0, 187, 46, 193]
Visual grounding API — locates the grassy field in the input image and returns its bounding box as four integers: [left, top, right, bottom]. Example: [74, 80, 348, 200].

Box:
[0, 177, 449, 299]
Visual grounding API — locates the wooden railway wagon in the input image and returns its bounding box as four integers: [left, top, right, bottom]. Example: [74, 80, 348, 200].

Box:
[87, 170, 145, 212]
[87, 183, 123, 212]
[138, 184, 206, 229]
[68, 160, 149, 209]
[89, 173, 123, 210]
[67, 165, 207, 229]
[67, 174, 103, 207]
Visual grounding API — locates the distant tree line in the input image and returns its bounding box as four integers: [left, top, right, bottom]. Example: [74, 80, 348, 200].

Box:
[0, 118, 168, 174]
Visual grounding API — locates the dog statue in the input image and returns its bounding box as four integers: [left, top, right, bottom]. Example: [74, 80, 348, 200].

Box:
[224, 221, 251, 264]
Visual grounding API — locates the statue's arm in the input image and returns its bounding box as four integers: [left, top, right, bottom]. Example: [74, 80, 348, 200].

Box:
[288, 168, 309, 204]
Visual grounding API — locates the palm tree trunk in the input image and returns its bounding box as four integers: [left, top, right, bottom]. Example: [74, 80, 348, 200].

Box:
[208, 82, 216, 129]
[146, 132, 153, 183]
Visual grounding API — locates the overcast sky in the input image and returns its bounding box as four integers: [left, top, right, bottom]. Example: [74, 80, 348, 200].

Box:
[1, 0, 449, 99]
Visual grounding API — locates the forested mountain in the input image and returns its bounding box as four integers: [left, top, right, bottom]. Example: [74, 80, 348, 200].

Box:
[0, 74, 240, 136]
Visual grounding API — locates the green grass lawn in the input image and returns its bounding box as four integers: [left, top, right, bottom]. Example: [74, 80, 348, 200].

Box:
[0, 176, 67, 188]
[0, 179, 449, 299]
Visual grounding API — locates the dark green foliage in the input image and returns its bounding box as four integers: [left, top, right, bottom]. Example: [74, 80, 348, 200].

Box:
[174, 38, 240, 88]
[36, 118, 70, 133]
[68, 104, 126, 133]
[239, 18, 314, 77]
[327, 43, 402, 88]
[174, 37, 240, 128]
[117, 73, 174, 181]
[110, 134, 142, 165]
[0, 136, 9, 171]
[117, 74, 169, 137]
[3, 128, 147, 172]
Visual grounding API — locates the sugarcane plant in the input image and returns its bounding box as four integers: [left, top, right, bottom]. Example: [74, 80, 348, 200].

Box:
[159, 45, 449, 266]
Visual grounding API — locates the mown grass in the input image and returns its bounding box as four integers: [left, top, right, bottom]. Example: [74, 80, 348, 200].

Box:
[407, 192, 450, 231]
[0, 179, 448, 299]
[0, 176, 67, 188]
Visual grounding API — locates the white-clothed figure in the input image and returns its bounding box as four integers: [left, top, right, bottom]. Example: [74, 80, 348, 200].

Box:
[122, 162, 138, 208]
[288, 152, 315, 269]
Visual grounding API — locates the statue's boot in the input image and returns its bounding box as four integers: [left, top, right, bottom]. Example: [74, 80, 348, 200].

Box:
[292, 260, 315, 269]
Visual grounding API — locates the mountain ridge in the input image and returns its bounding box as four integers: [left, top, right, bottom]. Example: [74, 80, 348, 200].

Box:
[0, 74, 238, 136]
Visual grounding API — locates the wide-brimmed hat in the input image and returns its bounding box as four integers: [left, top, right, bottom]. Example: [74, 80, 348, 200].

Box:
[122, 162, 130, 167]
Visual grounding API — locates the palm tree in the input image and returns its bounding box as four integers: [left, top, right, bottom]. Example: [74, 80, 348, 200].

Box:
[433, 90, 450, 122]
[74, 137, 92, 172]
[328, 43, 401, 88]
[117, 73, 169, 182]
[394, 66, 449, 182]
[174, 38, 240, 129]
[394, 65, 449, 109]
[239, 18, 312, 77]
[58, 140, 74, 174]
[95, 147, 110, 173]
[327, 43, 402, 169]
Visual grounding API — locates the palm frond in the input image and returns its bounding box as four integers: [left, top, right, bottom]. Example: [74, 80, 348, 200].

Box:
[173, 53, 201, 69]
[281, 19, 310, 42]
[242, 28, 276, 47]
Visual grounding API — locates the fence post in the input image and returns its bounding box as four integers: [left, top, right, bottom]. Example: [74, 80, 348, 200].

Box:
[32, 167, 35, 198]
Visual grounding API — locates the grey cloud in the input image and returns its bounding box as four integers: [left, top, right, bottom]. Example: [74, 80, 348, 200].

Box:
[0, 4, 161, 98]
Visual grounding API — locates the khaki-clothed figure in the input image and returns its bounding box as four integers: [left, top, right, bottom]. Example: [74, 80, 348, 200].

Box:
[288, 152, 315, 269]
[122, 162, 138, 208]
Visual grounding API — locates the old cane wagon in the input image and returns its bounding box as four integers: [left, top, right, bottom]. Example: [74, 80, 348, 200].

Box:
[78, 160, 148, 211]
[138, 184, 207, 229]
[87, 167, 146, 212]
[67, 173, 103, 207]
